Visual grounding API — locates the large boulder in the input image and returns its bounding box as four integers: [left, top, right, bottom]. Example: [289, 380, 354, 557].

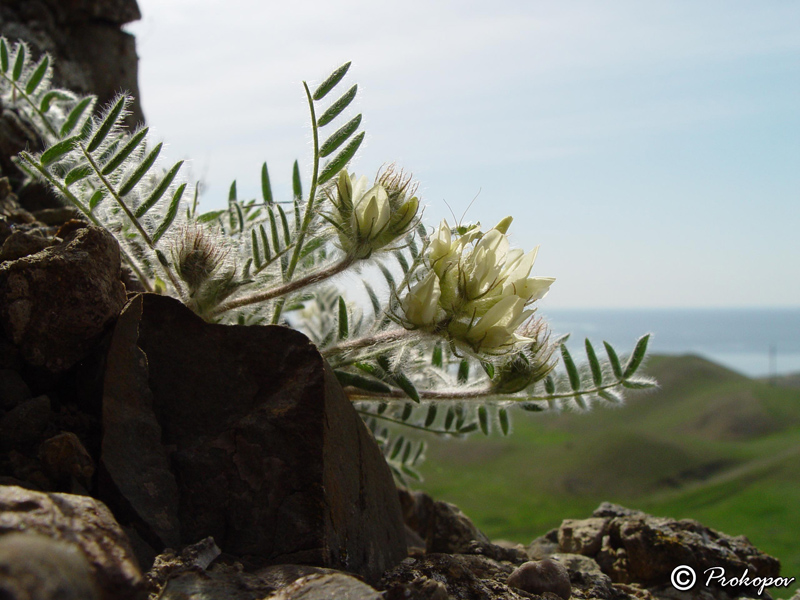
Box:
[0, 485, 145, 600]
[0, 224, 127, 372]
[100, 293, 407, 583]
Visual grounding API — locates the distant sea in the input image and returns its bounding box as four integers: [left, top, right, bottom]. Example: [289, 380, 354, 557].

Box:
[543, 308, 800, 378]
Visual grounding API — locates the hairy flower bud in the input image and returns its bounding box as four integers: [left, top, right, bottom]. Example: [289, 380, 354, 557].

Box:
[402, 271, 442, 327]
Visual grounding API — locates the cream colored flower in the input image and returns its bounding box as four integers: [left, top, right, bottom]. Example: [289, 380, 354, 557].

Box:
[402, 271, 442, 327]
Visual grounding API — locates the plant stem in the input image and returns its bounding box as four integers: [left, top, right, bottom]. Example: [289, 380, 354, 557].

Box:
[211, 255, 354, 317]
[17, 151, 154, 292]
[79, 144, 186, 300]
[271, 81, 321, 324]
[0, 72, 60, 138]
[322, 327, 418, 358]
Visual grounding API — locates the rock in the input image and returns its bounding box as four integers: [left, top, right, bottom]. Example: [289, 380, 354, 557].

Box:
[563, 503, 781, 596]
[507, 559, 572, 599]
[559, 517, 609, 555]
[381, 553, 524, 600]
[269, 572, 382, 600]
[156, 564, 277, 600]
[0, 532, 100, 600]
[0, 394, 51, 450]
[398, 487, 525, 562]
[0, 368, 30, 410]
[527, 528, 560, 560]
[100, 294, 407, 583]
[38, 431, 95, 488]
[32, 206, 82, 226]
[146, 537, 222, 594]
[0, 485, 145, 600]
[0, 224, 127, 372]
[0, 230, 53, 262]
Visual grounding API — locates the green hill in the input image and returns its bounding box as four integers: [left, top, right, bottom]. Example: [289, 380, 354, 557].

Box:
[417, 354, 800, 593]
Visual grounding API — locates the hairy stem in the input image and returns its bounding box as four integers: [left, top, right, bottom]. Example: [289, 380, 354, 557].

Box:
[322, 327, 419, 359]
[0, 71, 60, 138]
[211, 255, 354, 317]
[271, 81, 321, 324]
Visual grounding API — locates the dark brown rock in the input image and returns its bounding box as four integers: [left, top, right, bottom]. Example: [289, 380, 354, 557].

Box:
[0, 368, 30, 409]
[0, 224, 127, 372]
[562, 503, 781, 596]
[156, 564, 278, 600]
[380, 554, 524, 600]
[100, 294, 407, 583]
[0, 230, 53, 262]
[269, 572, 382, 600]
[507, 559, 571, 599]
[38, 431, 95, 488]
[0, 532, 100, 600]
[0, 394, 51, 450]
[0, 485, 145, 600]
[398, 487, 525, 562]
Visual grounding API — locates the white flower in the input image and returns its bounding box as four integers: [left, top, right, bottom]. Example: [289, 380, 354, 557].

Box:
[354, 183, 391, 240]
[458, 295, 534, 353]
[402, 271, 442, 327]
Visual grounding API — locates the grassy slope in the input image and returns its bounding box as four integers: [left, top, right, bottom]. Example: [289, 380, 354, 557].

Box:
[417, 355, 800, 593]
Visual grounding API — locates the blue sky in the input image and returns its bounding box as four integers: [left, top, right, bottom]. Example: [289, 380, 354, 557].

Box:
[126, 1, 799, 308]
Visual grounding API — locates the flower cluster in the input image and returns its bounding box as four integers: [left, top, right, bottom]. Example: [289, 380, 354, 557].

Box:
[328, 166, 420, 259]
[401, 218, 554, 355]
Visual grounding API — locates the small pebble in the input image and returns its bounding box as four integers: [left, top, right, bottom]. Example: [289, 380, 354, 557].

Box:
[507, 558, 571, 599]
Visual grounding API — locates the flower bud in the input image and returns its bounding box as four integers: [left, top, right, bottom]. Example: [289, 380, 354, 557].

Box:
[402, 271, 442, 327]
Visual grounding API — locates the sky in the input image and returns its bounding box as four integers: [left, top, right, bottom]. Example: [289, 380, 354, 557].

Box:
[125, 1, 799, 309]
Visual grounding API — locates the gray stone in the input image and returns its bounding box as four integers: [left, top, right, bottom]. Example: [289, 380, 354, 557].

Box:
[0, 485, 145, 600]
[507, 559, 572, 599]
[0, 532, 100, 600]
[0, 224, 127, 372]
[38, 431, 95, 488]
[156, 564, 277, 600]
[100, 294, 407, 583]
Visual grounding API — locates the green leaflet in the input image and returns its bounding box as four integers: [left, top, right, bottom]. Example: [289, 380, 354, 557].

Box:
[152, 182, 185, 243]
[64, 165, 92, 186]
[338, 296, 348, 340]
[478, 406, 489, 435]
[585, 339, 603, 386]
[119, 142, 162, 196]
[623, 334, 650, 378]
[457, 359, 469, 383]
[334, 370, 391, 394]
[320, 114, 361, 158]
[25, 55, 48, 95]
[261, 162, 273, 204]
[604, 341, 623, 379]
[134, 160, 184, 218]
[12, 44, 24, 81]
[499, 408, 510, 436]
[39, 90, 72, 114]
[0, 39, 8, 73]
[292, 160, 302, 200]
[424, 405, 437, 427]
[101, 127, 148, 175]
[87, 95, 126, 153]
[40, 135, 80, 166]
[364, 282, 380, 319]
[317, 84, 357, 127]
[561, 344, 581, 392]
[312, 61, 351, 101]
[318, 131, 364, 185]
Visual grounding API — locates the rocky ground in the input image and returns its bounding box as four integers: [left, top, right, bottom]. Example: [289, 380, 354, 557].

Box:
[0, 183, 795, 600]
[1, 2, 797, 598]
